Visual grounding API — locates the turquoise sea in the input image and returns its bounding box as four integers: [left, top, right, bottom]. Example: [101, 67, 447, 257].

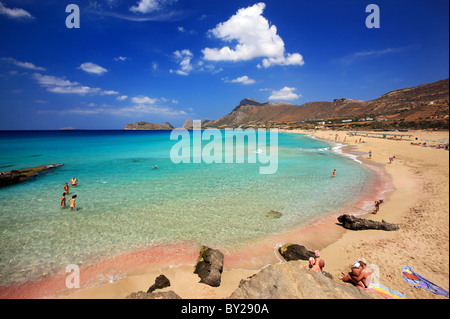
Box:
[0, 130, 372, 287]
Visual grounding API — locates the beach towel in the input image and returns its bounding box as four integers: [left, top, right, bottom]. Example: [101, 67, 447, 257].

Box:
[366, 282, 406, 299]
[402, 265, 449, 298]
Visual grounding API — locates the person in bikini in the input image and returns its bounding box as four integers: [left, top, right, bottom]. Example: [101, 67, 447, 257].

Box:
[64, 183, 69, 195]
[60, 193, 66, 208]
[68, 195, 78, 211]
[309, 250, 325, 272]
[340, 258, 372, 288]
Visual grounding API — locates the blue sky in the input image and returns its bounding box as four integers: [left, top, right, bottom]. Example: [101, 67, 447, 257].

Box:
[0, 0, 448, 130]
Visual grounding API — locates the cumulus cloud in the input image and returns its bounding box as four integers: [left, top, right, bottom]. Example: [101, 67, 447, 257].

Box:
[170, 49, 193, 76]
[224, 75, 255, 85]
[116, 95, 128, 101]
[0, 2, 34, 19]
[268, 87, 300, 101]
[78, 62, 108, 75]
[202, 2, 304, 68]
[129, 0, 177, 14]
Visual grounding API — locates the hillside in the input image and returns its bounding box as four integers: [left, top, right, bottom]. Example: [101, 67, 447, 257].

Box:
[192, 79, 449, 129]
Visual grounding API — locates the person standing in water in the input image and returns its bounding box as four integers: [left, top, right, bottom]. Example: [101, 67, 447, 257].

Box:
[68, 195, 78, 211]
[64, 183, 70, 195]
[332, 169, 336, 178]
[70, 176, 78, 187]
[60, 193, 66, 208]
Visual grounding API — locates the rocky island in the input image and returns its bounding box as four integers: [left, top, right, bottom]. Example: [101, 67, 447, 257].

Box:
[124, 121, 174, 130]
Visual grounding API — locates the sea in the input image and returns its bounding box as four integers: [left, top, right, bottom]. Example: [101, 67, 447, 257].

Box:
[0, 130, 375, 290]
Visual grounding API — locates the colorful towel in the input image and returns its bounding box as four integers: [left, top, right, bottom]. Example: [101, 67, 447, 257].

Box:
[366, 282, 406, 299]
[402, 265, 449, 298]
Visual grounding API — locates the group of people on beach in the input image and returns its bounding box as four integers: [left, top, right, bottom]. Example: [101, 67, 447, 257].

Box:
[60, 176, 78, 210]
[307, 250, 372, 289]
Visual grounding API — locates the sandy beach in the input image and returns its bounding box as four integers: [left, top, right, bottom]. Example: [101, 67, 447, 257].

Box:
[56, 129, 449, 299]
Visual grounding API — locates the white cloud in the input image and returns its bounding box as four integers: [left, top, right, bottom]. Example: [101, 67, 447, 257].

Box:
[202, 2, 304, 68]
[32, 73, 117, 96]
[0, 2, 34, 19]
[78, 62, 108, 75]
[170, 49, 193, 76]
[268, 87, 300, 101]
[1, 57, 45, 71]
[131, 95, 158, 104]
[224, 75, 255, 85]
[114, 56, 128, 62]
[117, 95, 128, 101]
[130, 0, 159, 13]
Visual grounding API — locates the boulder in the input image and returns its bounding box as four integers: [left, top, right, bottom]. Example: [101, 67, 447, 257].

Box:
[337, 214, 399, 231]
[194, 246, 224, 287]
[266, 210, 282, 219]
[278, 243, 315, 261]
[230, 261, 378, 299]
[147, 274, 171, 293]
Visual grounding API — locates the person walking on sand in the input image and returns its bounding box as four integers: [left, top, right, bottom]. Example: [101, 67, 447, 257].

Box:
[60, 193, 66, 208]
[64, 183, 69, 195]
[68, 195, 78, 211]
[369, 150, 372, 159]
[332, 169, 336, 178]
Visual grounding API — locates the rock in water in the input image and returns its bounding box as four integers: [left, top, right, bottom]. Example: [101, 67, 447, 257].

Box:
[0, 164, 63, 188]
[278, 243, 315, 261]
[147, 274, 171, 293]
[337, 214, 399, 231]
[194, 246, 224, 287]
[266, 210, 282, 219]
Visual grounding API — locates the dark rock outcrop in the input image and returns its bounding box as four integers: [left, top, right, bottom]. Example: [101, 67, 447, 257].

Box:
[147, 274, 171, 293]
[230, 261, 378, 299]
[278, 243, 315, 262]
[0, 164, 63, 188]
[126, 291, 181, 299]
[194, 247, 224, 287]
[124, 121, 173, 130]
[337, 214, 399, 231]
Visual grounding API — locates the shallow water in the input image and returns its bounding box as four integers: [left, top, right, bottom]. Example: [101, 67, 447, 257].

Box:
[0, 130, 371, 286]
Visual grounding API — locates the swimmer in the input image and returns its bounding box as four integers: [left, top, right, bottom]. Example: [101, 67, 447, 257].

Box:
[152, 165, 158, 169]
[60, 193, 66, 208]
[63, 183, 69, 195]
[70, 176, 78, 187]
[68, 195, 78, 211]
[332, 169, 336, 178]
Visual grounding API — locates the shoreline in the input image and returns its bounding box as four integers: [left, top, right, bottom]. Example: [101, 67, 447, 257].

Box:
[1, 129, 448, 299]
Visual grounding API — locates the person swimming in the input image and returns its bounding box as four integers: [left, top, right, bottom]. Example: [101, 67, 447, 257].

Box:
[152, 165, 158, 169]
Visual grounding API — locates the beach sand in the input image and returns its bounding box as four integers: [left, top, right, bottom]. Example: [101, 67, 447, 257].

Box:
[55, 129, 449, 299]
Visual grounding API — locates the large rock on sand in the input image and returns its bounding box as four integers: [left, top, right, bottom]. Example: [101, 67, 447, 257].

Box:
[278, 243, 315, 261]
[230, 261, 378, 299]
[337, 214, 399, 231]
[147, 274, 171, 293]
[194, 247, 224, 287]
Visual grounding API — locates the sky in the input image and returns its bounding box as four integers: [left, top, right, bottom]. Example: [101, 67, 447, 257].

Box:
[0, 0, 448, 130]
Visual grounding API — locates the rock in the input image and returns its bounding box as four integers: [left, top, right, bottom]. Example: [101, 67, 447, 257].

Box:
[182, 119, 212, 129]
[230, 261, 378, 299]
[126, 291, 181, 299]
[194, 246, 224, 287]
[147, 274, 171, 293]
[337, 214, 399, 231]
[0, 164, 63, 188]
[124, 121, 174, 130]
[266, 210, 282, 219]
[278, 243, 315, 261]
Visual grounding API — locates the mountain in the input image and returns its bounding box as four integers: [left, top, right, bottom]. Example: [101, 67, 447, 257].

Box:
[194, 79, 448, 129]
[124, 121, 174, 130]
